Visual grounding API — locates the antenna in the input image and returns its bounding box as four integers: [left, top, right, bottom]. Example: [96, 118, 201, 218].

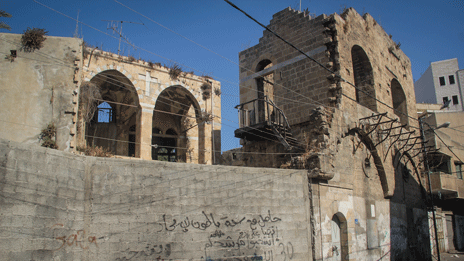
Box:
[73, 10, 80, 38]
[102, 20, 144, 56]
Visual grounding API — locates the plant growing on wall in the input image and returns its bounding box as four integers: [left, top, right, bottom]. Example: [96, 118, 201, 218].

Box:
[201, 83, 212, 100]
[21, 27, 48, 52]
[169, 63, 182, 80]
[79, 81, 102, 123]
[76, 145, 112, 157]
[40, 123, 57, 149]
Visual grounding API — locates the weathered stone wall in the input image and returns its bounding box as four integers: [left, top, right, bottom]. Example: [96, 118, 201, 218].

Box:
[236, 7, 430, 261]
[0, 139, 310, 261]
[239, 9, 331, 127]
[0, 33, 83, 151]
[80, 49, 221, 164]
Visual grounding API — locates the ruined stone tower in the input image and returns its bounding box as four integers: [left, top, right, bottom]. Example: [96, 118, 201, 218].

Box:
[235, 7, 430, 260]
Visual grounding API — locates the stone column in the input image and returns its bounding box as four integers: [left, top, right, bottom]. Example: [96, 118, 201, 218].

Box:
[136, 103, 155, 160]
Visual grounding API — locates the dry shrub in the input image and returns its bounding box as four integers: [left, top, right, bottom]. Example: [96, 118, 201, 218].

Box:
[79, 81, 101, 123]
[21, 27, 48, 52]
[77, 145, 112, 157]
[214, 87, 221, 96]
[201, 83, 212, 100]
[40, 123, 57, 149]
[127, 55, 136, 62]
[169, 64, 182, 80]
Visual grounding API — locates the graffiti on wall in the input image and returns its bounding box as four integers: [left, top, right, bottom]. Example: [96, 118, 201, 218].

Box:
[51, 224, 98, 251]
[117, 210, 293, 261]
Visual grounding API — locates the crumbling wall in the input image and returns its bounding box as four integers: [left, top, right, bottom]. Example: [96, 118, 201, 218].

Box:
[0, 139, 310, 260]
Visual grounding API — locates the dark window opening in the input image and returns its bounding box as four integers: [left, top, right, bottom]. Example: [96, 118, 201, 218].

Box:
[430, 155, 451, 174]
[152, 128, 177, 162]
[128, 124, 136, 157]
[453, 95, 459, 105]
[351, 45, 376, 112]
[449, 75, 456, 85]
[455, 163, 463, 179]
[443, 96, 449, 105]
[10, 50, 17, 58]
[439, 76, 446, 86]
[232, 153, 237, 160]
[94, 102, 114, 123]
[391, 79, 408, 126]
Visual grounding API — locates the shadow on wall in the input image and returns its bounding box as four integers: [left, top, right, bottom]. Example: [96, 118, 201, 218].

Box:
[390, 151, 431, 261]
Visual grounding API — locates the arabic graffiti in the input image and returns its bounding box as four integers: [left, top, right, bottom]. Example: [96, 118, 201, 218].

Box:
[162, 210, 281, 233]
[116, 243, 171, 261]
[117, 210, 290, 261]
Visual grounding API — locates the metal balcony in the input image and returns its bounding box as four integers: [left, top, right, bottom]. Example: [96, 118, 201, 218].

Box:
[234, 96, 303, 151]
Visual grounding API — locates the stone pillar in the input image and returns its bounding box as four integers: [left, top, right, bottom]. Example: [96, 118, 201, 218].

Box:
[137, 103, 155, 160]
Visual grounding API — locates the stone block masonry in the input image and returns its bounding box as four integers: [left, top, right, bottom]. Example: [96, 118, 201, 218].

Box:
[0, 139, 310, 260]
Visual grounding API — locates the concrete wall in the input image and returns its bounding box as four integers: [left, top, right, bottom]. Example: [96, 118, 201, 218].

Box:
[415, 66, 436, 104]
[0, 33, 83, 151]
[0, 139, 310, 261]
[431, 59, 461, 111]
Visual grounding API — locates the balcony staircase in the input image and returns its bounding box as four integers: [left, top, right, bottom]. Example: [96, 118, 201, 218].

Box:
[234, 96, 304, 152]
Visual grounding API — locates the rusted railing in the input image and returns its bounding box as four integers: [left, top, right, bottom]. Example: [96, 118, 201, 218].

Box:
[235, 96, 290, 130]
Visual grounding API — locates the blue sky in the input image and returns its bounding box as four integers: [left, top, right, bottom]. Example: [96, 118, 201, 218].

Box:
[2, 0, 463, 151]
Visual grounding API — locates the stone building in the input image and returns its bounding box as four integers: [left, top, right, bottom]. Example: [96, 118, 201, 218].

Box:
[415, 58, 464, 111]
[418, 106, 464, 252]
[0, 32, 221, 164]
[235, 7, 431, 260]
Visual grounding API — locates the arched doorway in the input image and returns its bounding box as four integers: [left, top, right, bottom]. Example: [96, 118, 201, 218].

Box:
[391, 79, 408, 126]
[351, 45, 376, 112]
[153, 86, 202, 163]
[331, 213, 348, 261]
[255, 59, 274, 124]
[84, 70, 140, 157]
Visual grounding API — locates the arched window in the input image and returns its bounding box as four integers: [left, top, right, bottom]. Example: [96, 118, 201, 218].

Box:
[391, 79, 408, 126]
[95, 102, 114, 123]
[351, 45, 376, 112]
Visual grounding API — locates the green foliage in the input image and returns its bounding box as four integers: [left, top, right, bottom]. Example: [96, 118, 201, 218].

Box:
[21, 27, 48, 52]
[40, 123, 58, 149]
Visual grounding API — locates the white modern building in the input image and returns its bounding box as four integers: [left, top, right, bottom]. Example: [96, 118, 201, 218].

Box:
[415, 58, 464, 111]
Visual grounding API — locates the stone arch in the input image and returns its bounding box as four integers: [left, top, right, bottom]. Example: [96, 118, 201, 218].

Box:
[351, 45, 376, 112]
[331, 212, 349, 261]
[255, 59, 274, 124]
[354, 129, 391, 198]
[153, 85, 203, 163]
[391, 79, 408, 126]
[84, 69, 140, 157]
[390, 150, 430, 260]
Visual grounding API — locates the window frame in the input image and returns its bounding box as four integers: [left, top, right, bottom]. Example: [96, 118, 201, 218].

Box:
[94, 102, 114, 123]
[443, 96, 449, 105]
[449, 75, 456, 85]
[455, 162, 463, 179]
[439, 76, 446, 86]
[452, 95, 459, 105]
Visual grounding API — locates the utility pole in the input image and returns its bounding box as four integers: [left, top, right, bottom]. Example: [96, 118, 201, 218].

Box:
[419, 116, 441, 261]
[103, 20, 144, 55]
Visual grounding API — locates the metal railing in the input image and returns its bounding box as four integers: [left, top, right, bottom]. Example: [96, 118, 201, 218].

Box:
[236, 96, 290, 131]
